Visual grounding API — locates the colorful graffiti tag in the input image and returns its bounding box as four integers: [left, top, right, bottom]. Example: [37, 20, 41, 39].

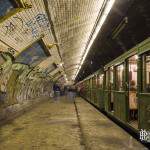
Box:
[3, 13, 50, 39]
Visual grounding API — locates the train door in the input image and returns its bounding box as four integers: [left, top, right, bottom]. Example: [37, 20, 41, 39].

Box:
[91, 77, 94, 104]
[128, 55, 138, 128]
[114, 63, 128, 122]
[98, 74, 104, 109]
[110, 67, 114, 112]
[138, 52, 150, 129]
[93, 76, 97, 104]
[104, 67, 114, 112]
[87, 79, 90, 100]
[104, 69, 110, 111]
[90, 78, 93, 102]
[95, 75, 99, 107]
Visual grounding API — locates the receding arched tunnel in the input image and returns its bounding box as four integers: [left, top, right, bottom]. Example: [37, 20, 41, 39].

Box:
[0, 52, 53, 120]
[0, 0, 150, 149]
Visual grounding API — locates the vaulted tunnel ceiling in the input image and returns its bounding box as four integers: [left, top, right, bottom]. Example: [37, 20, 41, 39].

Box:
[0, 0, 149, 85]
[0, 0, 111, 85]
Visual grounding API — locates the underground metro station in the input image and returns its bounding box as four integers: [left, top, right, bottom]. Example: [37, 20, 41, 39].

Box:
[0, 0, 150, 149]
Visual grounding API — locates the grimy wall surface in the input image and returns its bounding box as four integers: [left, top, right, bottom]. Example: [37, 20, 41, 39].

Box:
[0, 53, 52, 122]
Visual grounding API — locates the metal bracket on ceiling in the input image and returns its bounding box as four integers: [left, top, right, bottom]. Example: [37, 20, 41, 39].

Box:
[112, 17, 128, 39]
[43, 0, 68, 78]
[47, 43, 58, 49]
[43, 0, 62, 60]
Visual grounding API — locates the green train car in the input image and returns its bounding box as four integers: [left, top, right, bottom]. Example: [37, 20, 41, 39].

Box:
[77, 70, 104, 109]
[77, 37, 150, 133]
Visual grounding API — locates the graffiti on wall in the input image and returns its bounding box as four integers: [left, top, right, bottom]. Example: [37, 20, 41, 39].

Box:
[0, 53, 13, 102]
[26, 13, 50, 38]
[3, 13, 50, 43]
[0, 54, 12, 92]
[7, 47, 16, 55]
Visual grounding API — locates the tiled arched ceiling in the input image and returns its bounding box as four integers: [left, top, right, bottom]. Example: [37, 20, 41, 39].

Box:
[47, 0, 106, 81]
[0, 0, 112, 84]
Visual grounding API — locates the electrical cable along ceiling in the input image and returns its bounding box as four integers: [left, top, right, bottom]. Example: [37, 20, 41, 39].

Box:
[0, 0, 114, 84]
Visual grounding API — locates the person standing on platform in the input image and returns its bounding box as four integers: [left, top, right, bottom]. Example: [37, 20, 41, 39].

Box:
[53, 83, 61, 100]
[68, 85, 76, 101]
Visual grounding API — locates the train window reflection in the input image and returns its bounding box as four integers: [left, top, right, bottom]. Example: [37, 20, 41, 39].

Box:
[146, 55, 150, 92]
[116, 64, 124, 91]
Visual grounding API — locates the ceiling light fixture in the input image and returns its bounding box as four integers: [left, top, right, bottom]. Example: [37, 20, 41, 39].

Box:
[59, 62, 64, 67]
[74, 0, 115, 80]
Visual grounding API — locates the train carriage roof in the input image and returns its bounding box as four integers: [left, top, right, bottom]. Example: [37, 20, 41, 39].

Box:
[104, 37, 150, 70]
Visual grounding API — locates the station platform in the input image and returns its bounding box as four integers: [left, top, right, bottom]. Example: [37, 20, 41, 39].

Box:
[0, 97, 147, 150]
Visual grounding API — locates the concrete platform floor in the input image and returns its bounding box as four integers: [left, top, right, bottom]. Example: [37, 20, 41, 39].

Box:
[0, 97, 147, 150]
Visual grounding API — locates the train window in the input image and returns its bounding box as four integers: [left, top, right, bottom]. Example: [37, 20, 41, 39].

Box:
[116, 64, 124, 91]
[105, 70, 109, 89]
[88, 80, 90, 88]
[84, 81, 86, 88]
[110, 67, 114, 111]
[129, 55, 138, 90]
[110, 67, 114, 89]
[95, 76, 97, 86]
[85, 80, 88, 88]
[92, 76, 96, 88]
[145, 54, 150, 92]
[128, 55, 138, 121]
[98, 74, 103, 88]
[89, 78, 91, 88]
[95, 75, 98, 86]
